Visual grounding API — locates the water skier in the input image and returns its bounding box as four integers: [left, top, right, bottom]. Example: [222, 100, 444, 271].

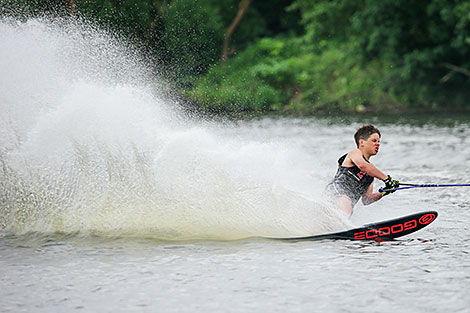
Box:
[325, 124, 399, 216]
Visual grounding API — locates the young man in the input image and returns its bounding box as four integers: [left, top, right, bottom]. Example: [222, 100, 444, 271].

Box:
[325, 124, 399, 216]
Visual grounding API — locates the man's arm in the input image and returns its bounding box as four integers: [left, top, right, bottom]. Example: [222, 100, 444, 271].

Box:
[362, 180, 383, 205]
[348, 149, 388, 181]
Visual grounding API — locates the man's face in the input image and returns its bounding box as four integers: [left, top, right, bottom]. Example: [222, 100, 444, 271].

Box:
[360, 133, 381, 156]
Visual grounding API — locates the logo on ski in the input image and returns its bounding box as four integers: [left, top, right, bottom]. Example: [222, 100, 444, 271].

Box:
[353, 212, 437, 240]
[419, 213, 436, 225]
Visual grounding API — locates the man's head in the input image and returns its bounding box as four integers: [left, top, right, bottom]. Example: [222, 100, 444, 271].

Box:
[354, 124, 381, 147]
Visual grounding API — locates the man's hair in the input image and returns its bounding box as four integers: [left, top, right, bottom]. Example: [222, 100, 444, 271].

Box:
[354, 124, 381, 147]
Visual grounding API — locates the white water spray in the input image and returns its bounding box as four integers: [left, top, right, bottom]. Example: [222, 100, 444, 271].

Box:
[0, 18, 349, 240]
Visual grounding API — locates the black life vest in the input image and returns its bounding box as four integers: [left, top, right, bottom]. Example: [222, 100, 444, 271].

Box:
[327, 153, 374, 206]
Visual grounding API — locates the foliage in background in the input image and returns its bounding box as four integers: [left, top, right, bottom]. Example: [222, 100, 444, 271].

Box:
[288, 0, 470, 111]
[158, 0, 224, 81]
[191, 0, 470, 113]
[188, 36, 400, 113]
[1, 0, 470, 113]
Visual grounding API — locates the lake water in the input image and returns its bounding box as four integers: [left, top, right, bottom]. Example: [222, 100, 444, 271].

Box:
[1, 19, 469, 313]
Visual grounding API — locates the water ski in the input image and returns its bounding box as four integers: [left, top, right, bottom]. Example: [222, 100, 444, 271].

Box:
[275, 211, 438, 241]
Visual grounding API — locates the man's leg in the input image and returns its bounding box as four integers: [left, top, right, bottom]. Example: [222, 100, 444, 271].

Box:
[336, 196, 353, 216]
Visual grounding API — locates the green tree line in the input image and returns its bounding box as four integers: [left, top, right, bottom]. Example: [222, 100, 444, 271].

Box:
[2, 0, 470, 113]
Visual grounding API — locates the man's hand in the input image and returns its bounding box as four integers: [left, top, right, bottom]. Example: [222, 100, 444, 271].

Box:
[381, 175, 400, 196]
